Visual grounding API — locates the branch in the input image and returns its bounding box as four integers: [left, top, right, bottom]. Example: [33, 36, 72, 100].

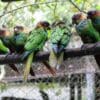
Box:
[0, 1, 64, 18]
[2, 2, 11, 15]
[0, 42, 100, 64]
[69, 0, 87, 13]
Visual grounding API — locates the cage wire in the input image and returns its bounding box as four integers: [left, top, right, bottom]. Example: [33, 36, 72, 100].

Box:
[0, 58, 100, 100]
[0, 35, 100, 100]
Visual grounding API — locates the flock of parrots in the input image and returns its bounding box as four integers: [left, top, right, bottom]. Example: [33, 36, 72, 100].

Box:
[0, 10, 99, 82]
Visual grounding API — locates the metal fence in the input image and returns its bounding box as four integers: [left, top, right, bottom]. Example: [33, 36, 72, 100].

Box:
[0, 60, 100, 100]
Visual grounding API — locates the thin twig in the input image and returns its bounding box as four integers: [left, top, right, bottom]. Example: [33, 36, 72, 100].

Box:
[2, 2, 11, 14]
[0, 1, 64, 18]
[69, 0, 87, 13]
[81, 0, 86, 11]
[53, 0, 57, 18]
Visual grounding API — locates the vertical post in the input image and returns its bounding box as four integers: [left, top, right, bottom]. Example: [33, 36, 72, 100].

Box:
[77, 74, 82, 100]
[86, 72, 95, 100]
[69, 74, 75, 100]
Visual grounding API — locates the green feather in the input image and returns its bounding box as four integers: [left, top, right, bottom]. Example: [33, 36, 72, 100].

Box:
[49, 26, 70, 69]
[76, 19, 100, 42]
[23, 28, 48, 81]
[25, 29, 47, 51]
[0, 39, 9, 53]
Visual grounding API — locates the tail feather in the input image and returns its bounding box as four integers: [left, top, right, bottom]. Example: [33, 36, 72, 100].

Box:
[30, 67, 35, 76]
[49, 49, 57, 68]
[43, 61, 56, 75]
[56, 52, 64, 70]
[8, 64, 19, 73]
[23, 52, 34, 82]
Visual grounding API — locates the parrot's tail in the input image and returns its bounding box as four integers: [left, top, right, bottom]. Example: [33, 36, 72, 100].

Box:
[56, 52, 64, 70]
[8, 64, 19, 74]
[49, 49, 58, 68]
[23, 52, 34, 82]
[30, 67, 35, 76]
[43, 61, 56, 76]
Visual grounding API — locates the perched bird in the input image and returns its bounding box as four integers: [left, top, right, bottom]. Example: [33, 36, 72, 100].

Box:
[12, 26, 35, 76]
[76, 19, 100, 42]
[0, 27, 19, 73]
[87, 10, 100, 33]
[73, 15, 100, 67]
[22, 21, 55, 82]
[72, 13, 97, 43]
[10, 26, 27, 53]
[49, 21, 70, 70]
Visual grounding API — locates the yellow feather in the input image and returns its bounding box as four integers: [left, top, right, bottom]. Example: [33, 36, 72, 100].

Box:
[23, 52, 34, 82]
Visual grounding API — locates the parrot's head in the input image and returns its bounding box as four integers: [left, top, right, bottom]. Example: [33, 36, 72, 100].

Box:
[0, 25, 10, 37]
[14, 26, 24, 34]
[35, 21, 50, 30]
[87, 10, 100, 19]
[52, 21, 66, 28]
[72, 12, 87, 25]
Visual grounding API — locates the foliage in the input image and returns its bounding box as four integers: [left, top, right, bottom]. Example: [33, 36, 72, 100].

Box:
[0, 0, 99, 29]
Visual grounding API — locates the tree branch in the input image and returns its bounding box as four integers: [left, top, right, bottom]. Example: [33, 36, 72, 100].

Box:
[0, 42, 100, 64]
[69, 0, 87, 13]
[0, 1, 64, 18]
[2, 2, 11, 15]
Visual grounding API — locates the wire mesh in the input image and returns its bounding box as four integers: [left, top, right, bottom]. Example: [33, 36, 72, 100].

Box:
[0, 61, 100, 100]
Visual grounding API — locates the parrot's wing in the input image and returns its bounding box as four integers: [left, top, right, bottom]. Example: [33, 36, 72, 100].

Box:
[76, 19, 100, 41]
[25, 29, 47, 51]
[0, 39, 9, 53]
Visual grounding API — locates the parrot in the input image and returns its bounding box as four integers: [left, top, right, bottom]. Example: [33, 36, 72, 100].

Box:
[76, 19, 100, 42]
[0, 27, 19, 73]
[72, 12, 98, 43]
[72, 12, 87, 25]
[87, 10, 100, 33]
[73, 15, 100, 67]
[10, 26, 27, 53]
[49, 21, 70, 70]
[22, 21, 55, 82]
[11, 26, 35, 76]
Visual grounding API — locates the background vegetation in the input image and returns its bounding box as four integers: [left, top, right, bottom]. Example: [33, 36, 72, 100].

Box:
[0, 0, 99, 30]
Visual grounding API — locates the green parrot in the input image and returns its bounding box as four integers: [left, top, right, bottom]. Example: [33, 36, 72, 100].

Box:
[0, 28, 20, 73]
[49, 21, 70, 70]
[87, 10, 100, 33]
[72, 12, 87, 25]
[7, 26, 27, 53]
[11, 26, 35, 76]
[76, 19, 100, 42]
[72, 12, 100, 43]
[22, 21, 55, 82]
[73, 14, 100, 67]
